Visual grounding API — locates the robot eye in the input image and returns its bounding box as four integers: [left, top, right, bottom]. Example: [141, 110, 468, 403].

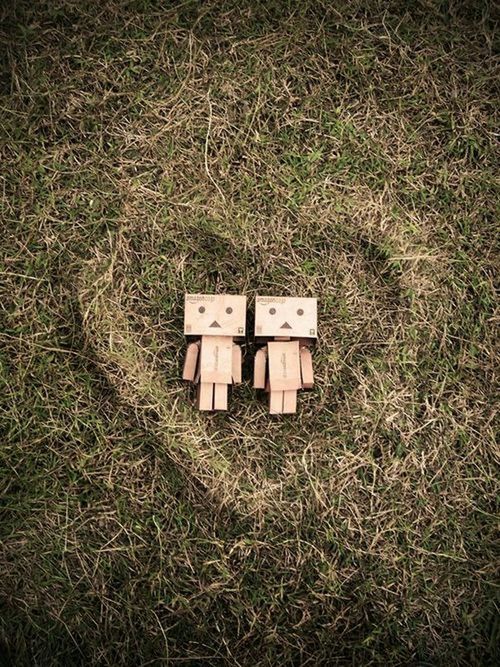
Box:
[226, 307, 233, 314]
[198, 306, 205, 313]
[269, 307, 276, 315]
[297, 308, 304, 316]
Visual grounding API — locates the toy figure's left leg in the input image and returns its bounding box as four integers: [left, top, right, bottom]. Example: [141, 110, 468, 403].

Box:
[282, 390, 297, 413]
[213, 383, 228, 410]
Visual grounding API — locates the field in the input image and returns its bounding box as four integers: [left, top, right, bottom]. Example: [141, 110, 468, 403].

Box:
[1, 0, 498, 664]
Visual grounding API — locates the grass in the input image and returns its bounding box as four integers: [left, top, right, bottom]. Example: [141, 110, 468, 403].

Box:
[1, 0, 498, 664]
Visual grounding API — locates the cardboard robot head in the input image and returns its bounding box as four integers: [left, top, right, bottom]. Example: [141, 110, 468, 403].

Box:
[184, 294, 246, 337]
[254, 296, 317, 339]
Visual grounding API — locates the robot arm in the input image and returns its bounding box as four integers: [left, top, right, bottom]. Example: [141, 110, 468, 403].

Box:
[182, 341, 200, 382]
[300, 345, 314, 389]
[253, 346, 267, 389]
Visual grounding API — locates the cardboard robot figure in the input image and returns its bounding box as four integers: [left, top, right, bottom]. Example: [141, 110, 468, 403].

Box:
[183, 294, 246, 411]
[253, 296, 317, 414]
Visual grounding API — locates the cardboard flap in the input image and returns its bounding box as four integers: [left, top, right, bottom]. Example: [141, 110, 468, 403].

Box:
[268, 340, 301, 391]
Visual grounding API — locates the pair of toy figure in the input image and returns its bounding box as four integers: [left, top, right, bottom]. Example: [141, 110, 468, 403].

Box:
[182, 294, 317, 413]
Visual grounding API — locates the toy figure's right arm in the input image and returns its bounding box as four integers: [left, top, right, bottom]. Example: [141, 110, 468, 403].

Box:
[182, 340, 200, 382]
[253, 346, 267, 389]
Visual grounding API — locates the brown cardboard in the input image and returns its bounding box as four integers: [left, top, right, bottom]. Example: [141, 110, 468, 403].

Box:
[213, 383, 228, 410]
[199, 335, 233, 384]
[253, 347, 267, 389]
[182, 341, 200, 381]
[282, 389, 297, 413]
[255, 296, 317, 339]
[300, 346, 314, 389]
[269, 390, 283, 414]
[267, 340, 301, 391]
[184, 294, 246, 336]
[232, 344, 242, 384]
[198, 382, 213, 411]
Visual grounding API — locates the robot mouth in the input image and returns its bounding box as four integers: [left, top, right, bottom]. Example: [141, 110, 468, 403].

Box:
[209, 320, 221, 328]
[280, 321, 292, 329]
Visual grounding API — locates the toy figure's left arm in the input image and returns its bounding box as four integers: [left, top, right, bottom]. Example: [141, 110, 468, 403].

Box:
[300, 344, 314, 389]
[232, 342, 242, 384]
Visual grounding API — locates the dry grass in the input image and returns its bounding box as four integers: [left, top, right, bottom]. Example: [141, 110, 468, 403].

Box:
[1, 0, 498, 664]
